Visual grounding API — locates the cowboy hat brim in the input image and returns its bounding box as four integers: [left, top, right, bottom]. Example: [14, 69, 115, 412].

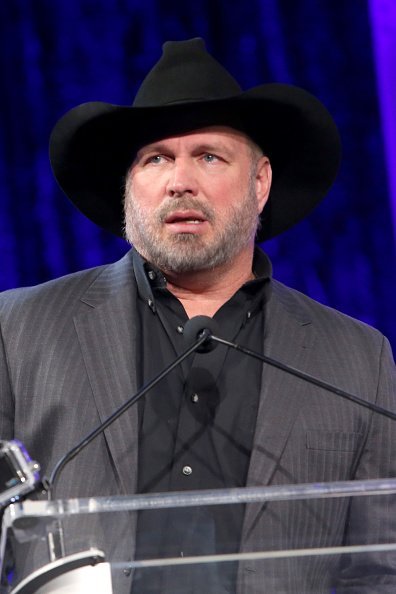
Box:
[49, 82, 341, 241]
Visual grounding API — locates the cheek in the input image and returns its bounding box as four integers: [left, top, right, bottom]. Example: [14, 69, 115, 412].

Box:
[127, 176, 162, 212]
[210, 178, 248, 209]
[204, 172, 241, 196]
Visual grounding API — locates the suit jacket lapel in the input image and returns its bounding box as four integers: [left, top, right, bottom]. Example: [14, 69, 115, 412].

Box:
[73, 252, 140, 496]
[242, 280, 316, 541]
[70, 255, 316, 525]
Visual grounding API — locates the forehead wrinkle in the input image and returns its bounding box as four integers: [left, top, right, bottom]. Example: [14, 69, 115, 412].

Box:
[135, 141, 172, 159]
[138, 139, 237, 156]
[134, 126, 256, 160]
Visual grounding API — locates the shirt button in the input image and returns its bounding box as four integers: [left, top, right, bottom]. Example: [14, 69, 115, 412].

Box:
[191, 393, 199, 403]
[148, 270, 156, 281]
[182, 465, 192, 476]
[177, 325, 184, 334]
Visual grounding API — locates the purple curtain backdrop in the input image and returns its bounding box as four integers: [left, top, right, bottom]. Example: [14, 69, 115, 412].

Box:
[369, 0, 396, 241]
[0, 0, 395, 348]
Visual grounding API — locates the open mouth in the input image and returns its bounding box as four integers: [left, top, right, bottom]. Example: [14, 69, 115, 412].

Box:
[164, 210, 208, 225]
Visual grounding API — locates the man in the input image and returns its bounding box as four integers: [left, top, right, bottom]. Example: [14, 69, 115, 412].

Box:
[0, 38, 395, 593]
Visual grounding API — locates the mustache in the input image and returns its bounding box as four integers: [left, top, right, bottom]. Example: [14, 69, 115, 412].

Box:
[157, 197, 215, 223]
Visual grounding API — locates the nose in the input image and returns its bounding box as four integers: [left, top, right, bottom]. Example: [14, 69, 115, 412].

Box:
[166, 159, 198, 197]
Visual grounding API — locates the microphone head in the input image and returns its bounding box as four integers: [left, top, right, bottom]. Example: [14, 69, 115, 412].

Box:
[183, 315, 219, 353]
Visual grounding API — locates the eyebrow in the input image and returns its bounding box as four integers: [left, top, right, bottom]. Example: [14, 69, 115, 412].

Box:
[136, 141, 235, 160]
[193, 143, 234, 156]
[137, 142, 170, 156]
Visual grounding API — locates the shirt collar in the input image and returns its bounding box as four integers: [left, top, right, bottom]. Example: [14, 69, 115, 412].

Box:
[132, 245, 272, 313]
[132, 247, 165, 313]
[250, 245, 273, 285]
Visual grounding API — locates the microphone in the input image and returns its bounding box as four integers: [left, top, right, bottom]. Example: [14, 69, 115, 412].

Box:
[182, 315, 220, 352]
[43, 314, 394, 560]
[183, 316, 396, 422]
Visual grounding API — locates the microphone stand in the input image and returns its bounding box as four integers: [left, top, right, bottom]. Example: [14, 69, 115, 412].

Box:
[183, 315, 396, 422]
[209, 334, 396, 421]
[44, 329, 211, 562]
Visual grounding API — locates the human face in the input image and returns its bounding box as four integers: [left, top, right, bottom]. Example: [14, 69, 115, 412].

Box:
[124, 126, 271, 274]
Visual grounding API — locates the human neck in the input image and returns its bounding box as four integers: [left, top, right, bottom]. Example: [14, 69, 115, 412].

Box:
[163, 250, 255, 318]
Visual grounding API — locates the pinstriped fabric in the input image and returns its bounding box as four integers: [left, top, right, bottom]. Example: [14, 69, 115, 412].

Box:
[0, 252, 139, 484]
[0, 252, 395, 592]
[0, 251, 139, 592]
[239, 281, 396, 593]
[0, 318, 14, 441]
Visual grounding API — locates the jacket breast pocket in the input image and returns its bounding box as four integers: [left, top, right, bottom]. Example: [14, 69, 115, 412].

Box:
[306, 430, 362, 452]
[302, 430, 363, 482]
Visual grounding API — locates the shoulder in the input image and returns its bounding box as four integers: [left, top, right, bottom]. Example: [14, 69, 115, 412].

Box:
[269, 280, 394, 403]
[1, 266, 104, 304]
[0, 266, 105, 320]
[270, 278, 389, 354]
[0, 251, 136, 320]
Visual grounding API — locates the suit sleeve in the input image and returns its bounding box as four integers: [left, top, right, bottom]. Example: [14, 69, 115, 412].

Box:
[0, 318, 14, 441]
[336, 336, 396, 592]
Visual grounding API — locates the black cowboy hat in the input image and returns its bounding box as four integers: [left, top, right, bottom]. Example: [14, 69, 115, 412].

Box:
[49, 38, 341, 241]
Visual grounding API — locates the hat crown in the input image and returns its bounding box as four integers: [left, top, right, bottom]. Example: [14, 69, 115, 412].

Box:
[50, 37, 341, 241]
[133, 38, 242, 107]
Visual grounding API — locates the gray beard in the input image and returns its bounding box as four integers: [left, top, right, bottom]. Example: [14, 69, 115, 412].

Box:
[123, 180, 260, 274]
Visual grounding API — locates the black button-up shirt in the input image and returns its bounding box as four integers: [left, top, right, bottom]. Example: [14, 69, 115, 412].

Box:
[131, 247, 272, 593]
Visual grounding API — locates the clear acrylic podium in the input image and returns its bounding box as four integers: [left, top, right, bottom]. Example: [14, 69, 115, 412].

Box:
[1, 478, 396, 593]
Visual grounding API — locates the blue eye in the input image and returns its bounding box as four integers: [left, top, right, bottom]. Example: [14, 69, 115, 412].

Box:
[203, 154, 218, 163]
[149, 155, 164, 164]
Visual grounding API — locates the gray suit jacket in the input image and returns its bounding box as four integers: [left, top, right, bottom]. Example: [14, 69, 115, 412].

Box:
[0, 250, 395, 593]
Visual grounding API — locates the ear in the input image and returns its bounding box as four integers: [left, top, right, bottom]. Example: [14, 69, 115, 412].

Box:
[254, 156, 272, 214]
